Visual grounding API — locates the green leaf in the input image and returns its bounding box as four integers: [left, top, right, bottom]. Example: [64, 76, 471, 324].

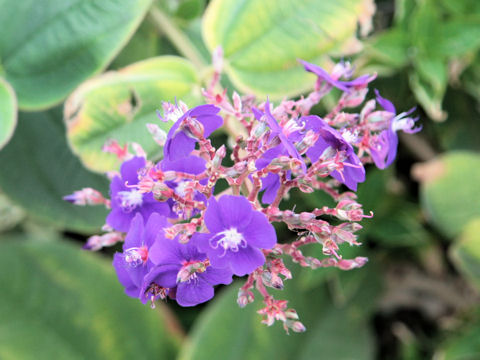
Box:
[158, 0, 206, 21]
[409, 57, 448, 121]
[175, 0, 206, 20]
[450, 218, 480, 290]
[360, 28, 411, 76]
[0, 0, 153, 110]
[419, 152, 480, 239]
[0, 78, 17, 150]
[439, 317, 480, 360]
[65, 56, 201, 173]
[0, 109, 109, 233]
[179, 263, 378, 360]
[109, 19, 161, 70]
[437, 17, 480, 58]
[0, 237, 180, 359]
[0, 192, 24, 233]
[202, 0, 373, 98]
[434, 87, 480, 152]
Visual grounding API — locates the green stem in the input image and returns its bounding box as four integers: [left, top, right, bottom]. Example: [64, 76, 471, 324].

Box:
[149, 6, 207, 72]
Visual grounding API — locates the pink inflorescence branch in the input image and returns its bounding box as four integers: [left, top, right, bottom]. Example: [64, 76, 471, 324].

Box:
[64, 55, 419, 334]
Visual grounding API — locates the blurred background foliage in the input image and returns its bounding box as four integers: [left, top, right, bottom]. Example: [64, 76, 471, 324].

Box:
[0, 0, 479, 359]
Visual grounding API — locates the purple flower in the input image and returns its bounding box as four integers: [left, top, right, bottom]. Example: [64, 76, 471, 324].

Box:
[106, 157, 170, 232]
[300, 60, 374, 92]
[164, 104, 223, 161]
[370, 90, 421, 169]
[192, 195, 277, 276]
[113, 213, 169, 302]
[253, 100, 305, 172]
[304, 115, 365, 191]
[254, 146, 291, 204]
[146, 233, 233, 307]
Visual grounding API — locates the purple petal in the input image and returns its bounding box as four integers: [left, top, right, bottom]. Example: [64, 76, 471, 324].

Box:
[252, 107, 263, 120]
[260, 173, 281, 204]
[197, 114, 223, 138]
[385, 129, 398, 167]
[370, 131, 389, 169]
[189, 104, 220, 117]
[242, 211, 277, 249]
[200, 267, 233, 286]
[264, 99, 282, 134]
[161, 155, 206, 175]
[113, 253, 138, 296]
[190, 233, 214, 254]
[143, 264, 179, 289]
[255, 146, 284, 170]
[143, 213, 170, 248]
[306, 136, 329, 163]
[203, 197, 225, 232]
[149, 236, 184, 266]
[176, 278, 214, 307]
[217, 195, 253, 231]
[179, 241, 207, 263]
[123, 213, 144, 249]
[375, 89, 396, 114]
[139, 194, 171, 220]
[165, 131, 196, 161]
[301, 115, 325, 133]
[120, 157, 145, 186]
[300, 60, 350, 92]
[206, 247, 232, 269]
[106, 207, 135, 232]
[229, 246, 265, 276]
[109, 175, 126, 196]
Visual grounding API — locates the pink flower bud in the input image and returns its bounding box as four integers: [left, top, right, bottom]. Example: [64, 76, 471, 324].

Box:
[237, 289, 254, 308]
[212, 46, 224, 74]
[285, 308, 299, 320]
[342, 88, 369, 108]
[291, 321, 306, 333]
[181, 117, 205, 139]
[146, 123, 167, 146]
[232, 91, 242, 113]
[63, 188, 106, 206]
[213, 145, 226, 169]
[337, 256, 368, 270]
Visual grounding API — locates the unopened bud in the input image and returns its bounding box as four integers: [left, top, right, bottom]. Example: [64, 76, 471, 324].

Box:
[291, 321, 306, 333]
[285, 309, 299, 320]
[360, 99, 376, 120]
[146, 123, 167, 146]
[212, 46, 224, 74]
[232, 91, 242, 112]
[252, 122, 267, 138]
[63, 188, 106, 206]
[237, 289, 254, 308]
[295, 130, 319, 154]
[213, 145, 226, 169]
[342, 88, 369, 108]
[152, 182, 173, 201]
[337, 256, 368, 270]
[181, 117, 204, 139]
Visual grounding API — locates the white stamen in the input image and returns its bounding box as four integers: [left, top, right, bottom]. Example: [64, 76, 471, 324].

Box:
[117, 190, 143, 212]
[283, 119, 305, 137]
[209, 228, 247, 256]
[341, 130, 358, 143]
[392, 113, 415, 132]
[174, 181, 189, 198]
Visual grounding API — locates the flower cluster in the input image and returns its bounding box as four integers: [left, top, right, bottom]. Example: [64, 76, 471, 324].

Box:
[65, 57, 419, 333]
